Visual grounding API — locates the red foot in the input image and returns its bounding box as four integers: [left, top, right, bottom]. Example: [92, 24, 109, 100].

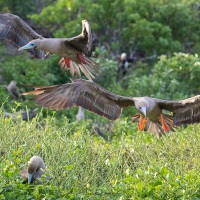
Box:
[160, 114, 170, 132]
[64, 57, 71, 68]
[138, 114, 147, 131]
[77, 53, 87, 64]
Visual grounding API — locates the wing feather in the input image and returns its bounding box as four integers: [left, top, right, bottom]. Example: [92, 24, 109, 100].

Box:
[23, 79, 135, 120]
[0, 13, 45, 58]
[157, 95, 200, 125]
[64, 20, 93, 56]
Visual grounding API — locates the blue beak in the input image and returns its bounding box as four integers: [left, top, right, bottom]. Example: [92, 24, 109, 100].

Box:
[28, 173, 33, 183]
[18, 44, 34, 51]
[141, 107, 147, 117]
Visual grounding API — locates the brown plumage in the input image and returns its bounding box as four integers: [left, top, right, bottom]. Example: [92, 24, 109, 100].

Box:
[20, 156, 46, 184]
[3, 80, 25, 101]
[0, 13, 99, 80]
[4, 108, 38, 122]
[23, 79, 200, 137]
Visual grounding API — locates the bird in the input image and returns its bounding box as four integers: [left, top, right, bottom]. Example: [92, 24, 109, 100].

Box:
[22, 79, 200, 137]
[2, 80, 25, 101]
[20, 156, 46, 184]
[0, 13, 99, 80]
[4, 108, 38, 122]
[76, 107, 85, 121]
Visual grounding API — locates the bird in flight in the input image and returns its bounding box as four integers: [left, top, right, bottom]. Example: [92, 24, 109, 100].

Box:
[0, 13, 99, 80]
[23, 79, 200, 137]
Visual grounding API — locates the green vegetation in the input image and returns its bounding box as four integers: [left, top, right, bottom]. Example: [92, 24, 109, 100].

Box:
[0, 112, 200, 199]
[1, 0, 200, 199]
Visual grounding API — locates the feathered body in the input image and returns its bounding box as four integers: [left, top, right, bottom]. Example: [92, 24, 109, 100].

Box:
[23, 79, 200, 137]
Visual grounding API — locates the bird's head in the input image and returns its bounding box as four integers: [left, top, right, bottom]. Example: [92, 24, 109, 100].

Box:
[27, 163, 37, 183]
[27, 156, 45, 183]
[18, 39, 41, 51]
[135, 101, 149, 117]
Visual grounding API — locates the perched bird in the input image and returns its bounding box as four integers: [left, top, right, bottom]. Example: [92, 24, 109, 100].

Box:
[4, 108, 38, 122]
[23, 79, 200, 137]
[2, 80, 25, 101]
[76, 107, 85, 121]
[93, 122, 114, 140]
[0, 13, 99, 80]
[20, 156, 46, 184]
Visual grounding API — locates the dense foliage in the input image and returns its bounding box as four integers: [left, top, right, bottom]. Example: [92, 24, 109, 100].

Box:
[0, 114, 200, 199]
[0, 0, 200, 198]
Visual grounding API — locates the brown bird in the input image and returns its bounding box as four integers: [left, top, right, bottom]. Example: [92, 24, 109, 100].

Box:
[4, 108, 38, 122]
[20, 156, 46, 184]
[23, 79, 200, 137]
[0, 13, 99, 80]
[3, 80, 25, 101]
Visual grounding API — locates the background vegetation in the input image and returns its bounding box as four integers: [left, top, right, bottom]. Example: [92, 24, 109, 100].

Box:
[0, 0, 200, 199]
[0, 114, 200, 199]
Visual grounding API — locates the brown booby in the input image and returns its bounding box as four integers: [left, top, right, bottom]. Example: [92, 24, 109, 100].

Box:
[3, 80, 25, 101]
[22, 79, 200, 137]
[0, 13, 99, 80]
[4, 108, 38, 122]
[20, 156, 46, 184]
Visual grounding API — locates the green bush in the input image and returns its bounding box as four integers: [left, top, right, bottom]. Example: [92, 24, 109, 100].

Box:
[0, 109, 200, 199]
[126, 53, 200, 100]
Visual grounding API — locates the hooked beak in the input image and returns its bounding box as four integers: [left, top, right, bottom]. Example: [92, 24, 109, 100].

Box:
[28, 173, 33, 183]
[18, 44, 34, 51]
[140, 106, 147, 117]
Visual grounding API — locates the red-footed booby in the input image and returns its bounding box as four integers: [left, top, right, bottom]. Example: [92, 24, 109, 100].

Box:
[0, 13, 99, 80]
[20, 156, 46, 184]
[22, 79, 200, 137]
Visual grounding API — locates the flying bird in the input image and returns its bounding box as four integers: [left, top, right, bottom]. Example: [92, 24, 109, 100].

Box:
[20, 156, 46, 184]
[0, 13, 99, 80]
[23, 79, 200, 137]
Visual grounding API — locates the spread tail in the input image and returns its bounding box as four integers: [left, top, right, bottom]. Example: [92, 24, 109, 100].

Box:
[58, 54, 99, 80]
[132, 113, 176, 138]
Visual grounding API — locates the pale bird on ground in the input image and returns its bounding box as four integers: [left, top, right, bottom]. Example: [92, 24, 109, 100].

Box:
[20, 156, 46, 184]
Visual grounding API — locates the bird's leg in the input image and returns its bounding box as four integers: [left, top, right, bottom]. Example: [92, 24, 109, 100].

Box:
[138, 114, 147, 131]
[160, 114, 170, 132]
[77, 53, 87, 64]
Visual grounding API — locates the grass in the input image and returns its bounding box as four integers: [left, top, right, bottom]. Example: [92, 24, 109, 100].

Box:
[0, 109, 200, 199]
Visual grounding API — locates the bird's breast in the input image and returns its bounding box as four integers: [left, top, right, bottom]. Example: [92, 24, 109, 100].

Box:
[146, 105, 162, 121]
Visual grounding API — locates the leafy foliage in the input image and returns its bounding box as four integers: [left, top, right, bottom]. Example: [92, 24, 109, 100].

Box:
[0, 111, 200, 199]
[0, 2, 200, 198]
[31, 0, 200, 55]
[126, 53, 200, 100]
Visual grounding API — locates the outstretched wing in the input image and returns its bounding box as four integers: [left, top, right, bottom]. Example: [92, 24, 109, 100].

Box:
[156, 95, 200, 125]
[64, 20, 93, 56]
[0, 13, 45, 58]
[23, 79, 134, 120]
[62, 20, 98, 80]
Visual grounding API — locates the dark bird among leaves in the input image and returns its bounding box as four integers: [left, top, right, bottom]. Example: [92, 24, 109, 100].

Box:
[23, 79, 200, 137]
[0, 13, 99, 80]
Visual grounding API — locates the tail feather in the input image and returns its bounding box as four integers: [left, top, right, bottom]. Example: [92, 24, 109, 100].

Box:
[132, 113, 176, 138]
[78, 64, 95, 80]
[58, 55, 99, 80]
[82, 55, 99, 74]
[71, 61, 81, 77]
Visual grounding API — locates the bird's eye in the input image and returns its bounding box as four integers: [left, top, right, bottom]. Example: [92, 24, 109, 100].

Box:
[139, 106, 142, 109]
[30, 44, 35, 46]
